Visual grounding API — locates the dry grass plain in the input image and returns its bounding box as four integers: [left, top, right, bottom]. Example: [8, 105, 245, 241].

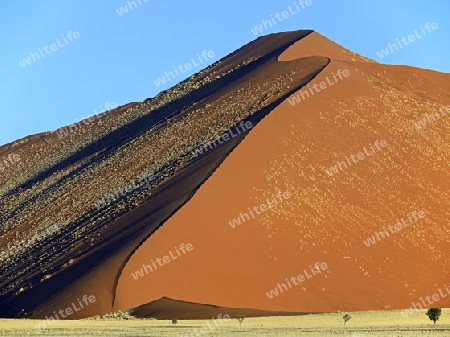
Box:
[1, 309, 449, 336]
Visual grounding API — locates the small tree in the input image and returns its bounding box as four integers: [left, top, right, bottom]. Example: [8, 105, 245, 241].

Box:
[235, 315, 245, 330]
[172, 319, 178, 325]
[426, 308, 441, 324]
[343, 313, 352, 325]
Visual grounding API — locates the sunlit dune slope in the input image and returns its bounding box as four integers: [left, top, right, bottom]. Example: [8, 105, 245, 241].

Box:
[116, 35, 450, 314]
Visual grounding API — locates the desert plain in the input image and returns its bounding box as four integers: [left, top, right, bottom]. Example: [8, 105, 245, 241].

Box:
[1, 309, 449, 336]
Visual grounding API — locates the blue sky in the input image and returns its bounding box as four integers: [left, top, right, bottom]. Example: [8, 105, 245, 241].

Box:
[0, 0, 448, 147]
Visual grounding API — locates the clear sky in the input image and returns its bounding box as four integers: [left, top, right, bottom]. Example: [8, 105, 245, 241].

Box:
[0, 0, 448, 147]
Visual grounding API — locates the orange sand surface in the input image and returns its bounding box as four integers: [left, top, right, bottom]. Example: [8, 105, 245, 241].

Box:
[115, 34, 450, 314]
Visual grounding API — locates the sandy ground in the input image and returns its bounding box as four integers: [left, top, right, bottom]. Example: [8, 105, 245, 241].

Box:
[1, 309, 449, 336]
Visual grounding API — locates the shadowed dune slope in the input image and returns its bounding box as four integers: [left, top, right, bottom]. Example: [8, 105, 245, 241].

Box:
[129, 297, 303, 320]
[115, 36, 450, 315]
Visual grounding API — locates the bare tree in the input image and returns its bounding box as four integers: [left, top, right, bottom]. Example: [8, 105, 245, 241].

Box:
[235, 315, 245, 330]
[343, 313, 352, 325]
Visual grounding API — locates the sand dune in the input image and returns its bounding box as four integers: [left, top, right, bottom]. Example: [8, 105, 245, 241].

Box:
[1, 30, 449, 323]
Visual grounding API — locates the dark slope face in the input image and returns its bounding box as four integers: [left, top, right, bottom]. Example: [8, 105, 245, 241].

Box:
[128, 297, 304, 320]
[0, 30, 329, 318]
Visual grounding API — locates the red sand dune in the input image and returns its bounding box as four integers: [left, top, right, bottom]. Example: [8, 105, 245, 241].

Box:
[1, 30, 449, 320]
